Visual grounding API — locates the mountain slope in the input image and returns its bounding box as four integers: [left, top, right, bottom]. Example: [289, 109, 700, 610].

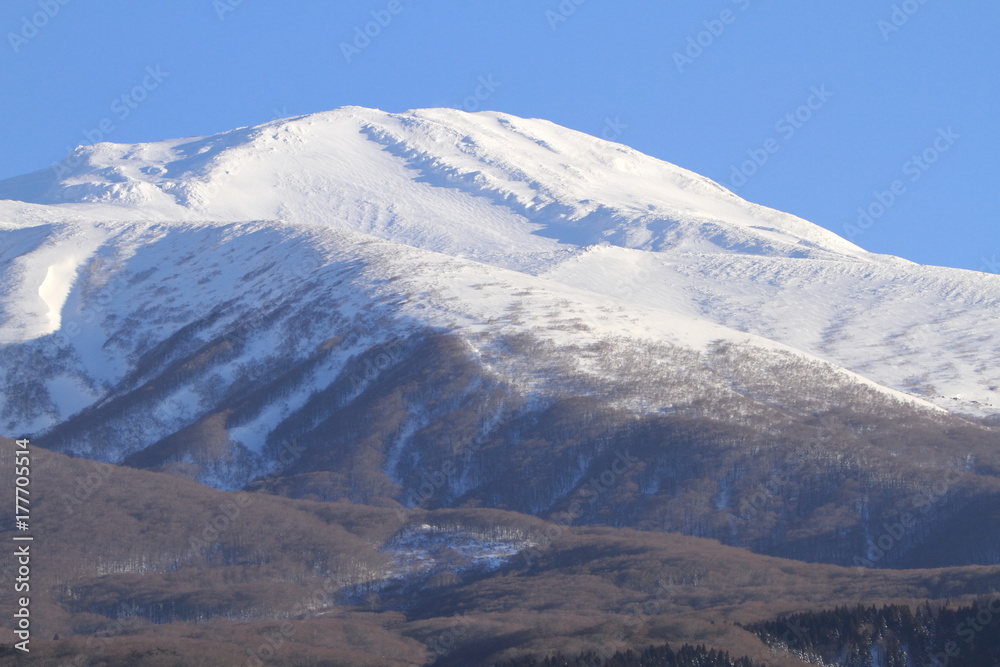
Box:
[4, 443, 1000, 666]
[0, 107, 866, 264]
[0, 107, 998, 568]
[2, 107, 994, 418]
[543, 246, 1000, 417]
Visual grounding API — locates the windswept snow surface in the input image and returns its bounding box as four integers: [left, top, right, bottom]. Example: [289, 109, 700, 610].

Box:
[0, 105, 996, 446]
[542, 246, 1000, 416]
[0, 108, 867, 268]
[0, 220, 106, 343]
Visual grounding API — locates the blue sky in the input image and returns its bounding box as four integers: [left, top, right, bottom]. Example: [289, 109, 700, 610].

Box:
[2, 0, 996, 272]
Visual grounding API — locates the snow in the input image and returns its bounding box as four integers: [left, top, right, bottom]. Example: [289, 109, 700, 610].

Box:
[542, 246, 999, 415]
[37, 254, 83, 332]
[0, 222, 106, 343]
[0, 107, 867, 270]
[44, 373, 97, 420]
[0, 105, 996, 448]
[379, 524, 535, 581]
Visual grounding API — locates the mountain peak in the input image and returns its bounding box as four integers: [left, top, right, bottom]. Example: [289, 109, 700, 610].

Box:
[0, 106, 866, 269]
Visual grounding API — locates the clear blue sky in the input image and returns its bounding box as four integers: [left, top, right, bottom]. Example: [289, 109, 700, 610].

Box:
[2, 0, 997, 272]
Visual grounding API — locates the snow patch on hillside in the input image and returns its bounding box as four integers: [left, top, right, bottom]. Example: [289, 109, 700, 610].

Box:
[381, 524, 535, 578]
[37, 253, 85, 332]
[0, 223, 105, 343]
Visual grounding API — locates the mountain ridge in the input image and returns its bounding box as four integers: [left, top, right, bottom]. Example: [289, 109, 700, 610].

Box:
[1, 106, 995, 417]
[1, 107, 998, 570]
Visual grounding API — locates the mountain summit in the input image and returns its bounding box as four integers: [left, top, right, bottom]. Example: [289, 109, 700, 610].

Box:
[1, 107, 866, 266]
[1, 107, 998, 567]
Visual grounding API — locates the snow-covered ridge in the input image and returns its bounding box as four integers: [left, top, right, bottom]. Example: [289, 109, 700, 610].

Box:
[0, 104, 996, 442]
[357, 108, 868, 259]
[0, 106, 867, 268]
[0, 216, 944, 452]
[542, 245, 1000, 416]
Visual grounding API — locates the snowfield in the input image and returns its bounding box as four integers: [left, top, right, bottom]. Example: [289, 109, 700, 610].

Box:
[0, 106, 996, 470]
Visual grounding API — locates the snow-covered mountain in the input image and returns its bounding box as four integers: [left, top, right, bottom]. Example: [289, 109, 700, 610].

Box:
[2, 107, 998, 566]
[2, 107, 995, 419]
